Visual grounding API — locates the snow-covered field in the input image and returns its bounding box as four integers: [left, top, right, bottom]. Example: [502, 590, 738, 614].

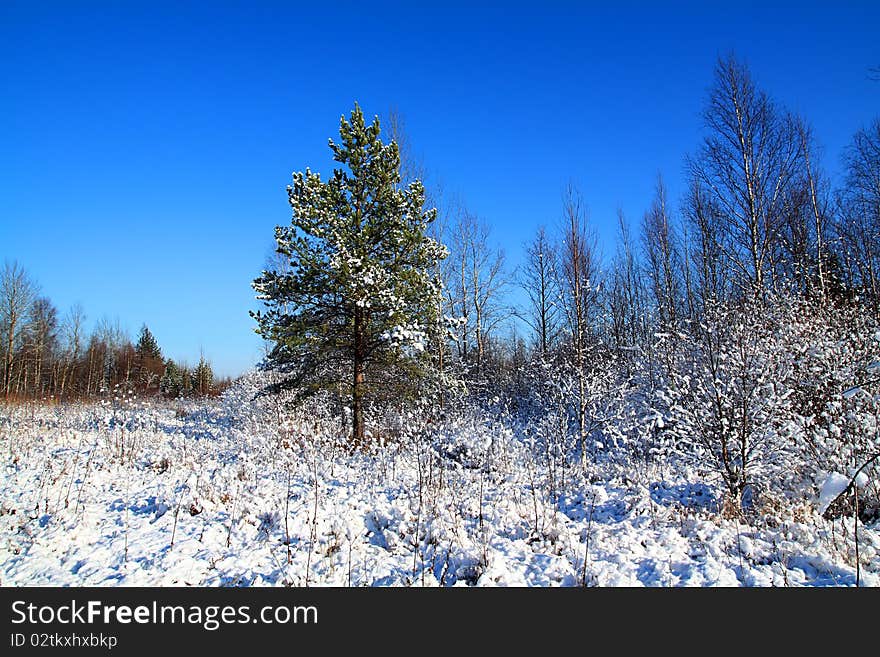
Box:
[2, 379, 877, 587]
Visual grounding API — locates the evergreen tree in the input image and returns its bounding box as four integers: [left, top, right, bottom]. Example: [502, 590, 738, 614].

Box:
[194, 355, 213, 396]
[178, 364, 193, 397]
[135, 325, 162, 360]
[159, 358, 179, 398]
[134, 324, 163, 393]
[252, 104, 447, 444]
[159, 358, 192, 398]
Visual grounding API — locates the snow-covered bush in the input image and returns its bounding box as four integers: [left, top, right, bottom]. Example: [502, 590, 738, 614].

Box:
[783, 301, 880, 518]
[657, 301, 797, 510]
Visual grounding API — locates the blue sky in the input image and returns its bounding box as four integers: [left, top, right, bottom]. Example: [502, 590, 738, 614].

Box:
[2, 1, 877, 377]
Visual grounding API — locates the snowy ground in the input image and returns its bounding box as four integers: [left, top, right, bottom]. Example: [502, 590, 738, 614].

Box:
[1, 389, 877, 587]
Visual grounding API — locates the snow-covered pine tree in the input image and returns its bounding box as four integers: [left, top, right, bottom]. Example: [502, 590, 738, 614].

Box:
[252, 104, 447, 445]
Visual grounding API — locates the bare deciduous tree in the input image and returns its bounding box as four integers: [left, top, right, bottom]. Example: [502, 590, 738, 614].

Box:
[1, 261, 37, 399]
[58, 304, 86, 400]
[836, 119, 880, 307]
[446, 208, 508, 375]
[384, 107, 428, 193]
[24, 297, 58, 398]
[558, 184, 600, 465]
[684, 178, 729, 311]
[520, 226, 561, 358]
[606, 209, 647, 364]
[642, 176, 683, 332]
[687, 55, 803, 297]
[776, 118, 834, 300]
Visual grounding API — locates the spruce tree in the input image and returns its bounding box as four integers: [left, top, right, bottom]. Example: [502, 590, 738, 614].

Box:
[134, 324, 163, 393]
[252, 104, 447, 444]
[135, 325, 162, 360]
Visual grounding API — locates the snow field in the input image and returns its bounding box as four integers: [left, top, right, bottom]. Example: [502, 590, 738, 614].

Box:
[1, 391, 877, 587]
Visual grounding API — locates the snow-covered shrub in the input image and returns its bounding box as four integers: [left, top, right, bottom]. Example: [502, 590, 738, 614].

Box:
[517, 347, 638, 467]
[783, 301, 880, 518]
[657, 301, 797, 510]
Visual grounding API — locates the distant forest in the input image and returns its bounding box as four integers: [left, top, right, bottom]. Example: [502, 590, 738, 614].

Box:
[0, 273, 229, 401]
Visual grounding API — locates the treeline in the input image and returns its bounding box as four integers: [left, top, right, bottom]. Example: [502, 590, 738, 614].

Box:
[433, 55, 878, 381]
[0, 268, 229, 402]
[426, 55, 880, 506]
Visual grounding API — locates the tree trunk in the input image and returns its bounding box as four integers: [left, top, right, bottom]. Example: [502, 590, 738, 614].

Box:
[803, 142, 826, 300]
[437, 335, 445, 410]
[576, 302, 587, 468]
[86, 350, 94, 397]
[539, 253, 548, 357]
[3, 316, 16, 399]
[459, 255, 468, 361]
[352, 308, 366, 446]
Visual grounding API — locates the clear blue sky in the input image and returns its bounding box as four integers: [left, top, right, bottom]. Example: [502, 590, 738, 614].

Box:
[2, 1, 877, 377]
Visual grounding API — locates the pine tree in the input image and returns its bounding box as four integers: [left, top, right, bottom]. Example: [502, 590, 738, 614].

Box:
[252, 104, 447, 444]
[194, 355, 213, 396]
